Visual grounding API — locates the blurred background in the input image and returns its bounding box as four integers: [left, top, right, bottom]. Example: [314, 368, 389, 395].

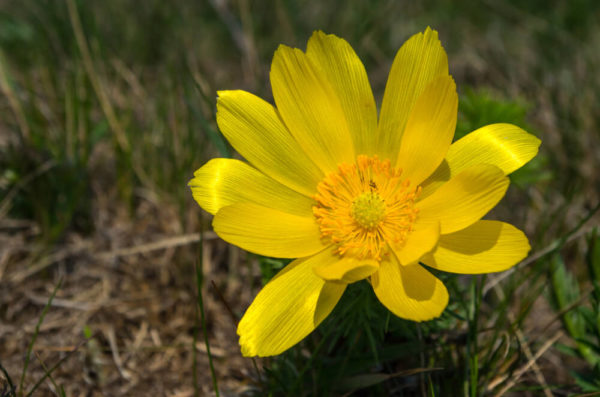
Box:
[0, 0, 599, 395]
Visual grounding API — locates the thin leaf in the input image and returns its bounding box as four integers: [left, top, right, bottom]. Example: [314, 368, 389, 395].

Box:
[19, 278, 62, 395]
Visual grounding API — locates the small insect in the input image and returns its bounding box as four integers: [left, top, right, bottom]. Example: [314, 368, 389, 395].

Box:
[369, 180, 377, 191]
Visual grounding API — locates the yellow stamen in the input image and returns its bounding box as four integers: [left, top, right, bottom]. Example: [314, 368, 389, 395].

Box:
[313, 155, 420, 261]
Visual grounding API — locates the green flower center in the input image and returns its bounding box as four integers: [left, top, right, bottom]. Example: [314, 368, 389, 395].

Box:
[351, 191, 386, 229]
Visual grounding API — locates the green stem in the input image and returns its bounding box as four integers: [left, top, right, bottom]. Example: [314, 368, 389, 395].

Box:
[195, 215, 220, 397]
[19, 278, 62, 396]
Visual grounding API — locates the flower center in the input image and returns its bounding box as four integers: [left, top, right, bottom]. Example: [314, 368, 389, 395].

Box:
[313, 155, 420, 261]
[351, 192, 386, 229]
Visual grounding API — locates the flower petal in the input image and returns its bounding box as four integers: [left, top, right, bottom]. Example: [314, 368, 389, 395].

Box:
[377, 27, 449, 162]
[216, 90, 323, 196]
[391, 222, 440, 266]
[270, 44, 355, 173]
[311, 247, 379, 283]
[306, 31, 378, 156]
[420, 123, 541, 198]
[416, 164, 509, 234]
[423, 220, 530, 274]
[371, 258, 448, 321]
[238, 256, 346, 356]
[189, 158, 315, 216]
[396, 75, 457, 185]
[213, 203, 324, 258]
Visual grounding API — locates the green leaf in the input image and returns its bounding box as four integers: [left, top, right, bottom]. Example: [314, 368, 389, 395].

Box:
[571, 369, 600, 392]
[587, 228, 600, 286]
[82, 325, 93, 339]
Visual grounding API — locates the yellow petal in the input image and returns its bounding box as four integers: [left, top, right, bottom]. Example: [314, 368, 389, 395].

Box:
[396, 75, 457, 185]
[391, 222, 440, 266]
[189, 158, 315, 216]
[213, 203, 324, 258]
[270, 45, 355, 173]
[377, 27, 449, 162]
[216, 90, 323, 196]
[421, 123, 541, 198]
[371, 258, 448, 321]
[306, 31, 378, 156]
[238, 256, 346, 356]
[423, 220, 530, 274]
[314, 280, 347, 325]
[311, 247, 379, 283]
[416, 164, 509, 234]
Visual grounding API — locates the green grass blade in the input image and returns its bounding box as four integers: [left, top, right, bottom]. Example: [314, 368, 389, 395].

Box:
[18, 278, 62, 396]
[31, 353, 63, 396]
[195, 215, 220, 397]
[0, 361, 15, 396]
[25, 336, 89, 397]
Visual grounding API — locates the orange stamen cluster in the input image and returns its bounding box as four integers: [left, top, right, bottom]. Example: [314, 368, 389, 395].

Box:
[313, 155, 420, 261]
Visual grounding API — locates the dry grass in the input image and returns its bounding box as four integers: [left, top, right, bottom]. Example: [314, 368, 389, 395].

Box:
[1, 0, 600, 395]
[0, 159, 262, 395]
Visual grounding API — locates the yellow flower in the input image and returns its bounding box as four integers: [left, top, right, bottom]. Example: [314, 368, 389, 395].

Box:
[189, 28, 540, 357]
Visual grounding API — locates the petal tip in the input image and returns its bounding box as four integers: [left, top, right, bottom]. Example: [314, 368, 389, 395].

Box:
[422, 26, 440, 42]
[238, 333, 258, 357]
